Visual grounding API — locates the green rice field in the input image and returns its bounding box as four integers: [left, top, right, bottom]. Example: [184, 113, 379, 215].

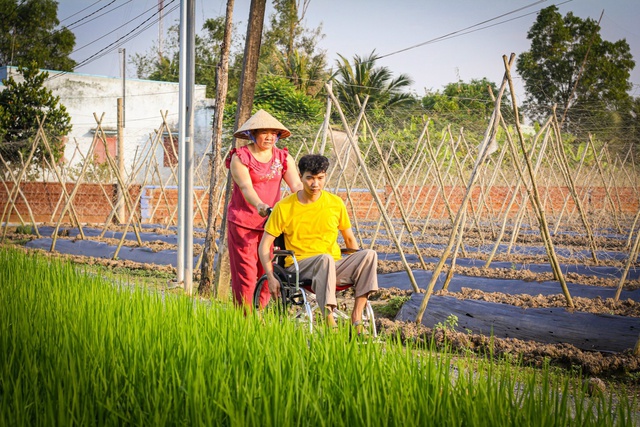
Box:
[0, 247, 635, 426]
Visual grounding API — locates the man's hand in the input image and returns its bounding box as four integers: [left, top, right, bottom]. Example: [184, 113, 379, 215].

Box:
[267, 274, 281, 299]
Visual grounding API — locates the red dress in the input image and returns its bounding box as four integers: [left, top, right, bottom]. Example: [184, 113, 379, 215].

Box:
[225, 145, 289, 306]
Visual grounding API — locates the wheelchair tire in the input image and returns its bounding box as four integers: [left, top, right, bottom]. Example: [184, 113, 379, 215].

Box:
[253, 274, 286, 313]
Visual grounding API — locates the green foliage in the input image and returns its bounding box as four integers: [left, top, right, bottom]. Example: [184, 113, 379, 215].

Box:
[253, 75, 323, 122]
[0, 0, 76, 71]
[331, 50, 417, 118]
[516, 6, 635, 141]
[376, 295, 411, 318]
[223, 75, 324, 155]
[421, 78, 515, 134]
[132, 18, 242, 99]
[66, 159, 113, 183]
[14, 224, 34, 235]
[261, 0, 328, 97]
[2, 247, 635, 426]
[435, 314, 459, 332]
[0, 64, 72, 167]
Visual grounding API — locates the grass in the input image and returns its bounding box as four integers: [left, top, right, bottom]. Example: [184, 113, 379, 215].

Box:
[374, 295, 411, 319]
[0, 246, 636, 426]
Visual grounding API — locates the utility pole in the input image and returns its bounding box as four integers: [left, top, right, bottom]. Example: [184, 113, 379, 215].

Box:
[116, 98, 125, 224]
[158, 0, 164, 61]
[118, 48, 126, 127]
[177, 0, 196, 293]
[116, 48, 126, 224]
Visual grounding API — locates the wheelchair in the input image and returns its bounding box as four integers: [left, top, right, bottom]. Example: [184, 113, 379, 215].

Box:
[253, 237, 377, 336]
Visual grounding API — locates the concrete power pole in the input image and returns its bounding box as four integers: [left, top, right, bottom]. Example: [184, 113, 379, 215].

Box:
[177, 0, 196, 293]
[158, 0, 164, 61]
[116, 98, 125, 224]
[213, 0, 267, 299]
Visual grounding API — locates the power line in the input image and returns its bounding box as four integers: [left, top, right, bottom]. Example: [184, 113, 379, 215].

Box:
[71, 1, 169, 54]
[378, 0, 572, 60]
[47, 0, 179, 81]
[59, 0, 103, 23]
[64, 0, 120, 29]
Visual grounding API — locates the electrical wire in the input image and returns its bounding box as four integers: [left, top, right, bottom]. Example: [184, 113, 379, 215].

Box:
[64, 0, 122, 30]
[378, 0, 560, 60]
[59, 0, 103, 23]
[71, 1, 172, 53]
[47, 0, 179, 81]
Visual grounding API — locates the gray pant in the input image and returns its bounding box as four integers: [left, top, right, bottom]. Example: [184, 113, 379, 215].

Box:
[287, 249, 378, 311]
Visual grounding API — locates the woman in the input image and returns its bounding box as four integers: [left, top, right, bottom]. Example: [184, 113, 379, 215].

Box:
[225, 109, 302, 307]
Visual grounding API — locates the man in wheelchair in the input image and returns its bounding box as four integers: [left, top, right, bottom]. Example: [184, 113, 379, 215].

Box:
[258, 154, 378, 331]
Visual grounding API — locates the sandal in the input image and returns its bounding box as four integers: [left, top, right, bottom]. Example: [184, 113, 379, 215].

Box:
[352, 320, 364, 336]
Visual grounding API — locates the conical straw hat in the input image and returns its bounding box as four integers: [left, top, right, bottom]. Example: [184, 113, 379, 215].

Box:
[233, 109, 291, 139]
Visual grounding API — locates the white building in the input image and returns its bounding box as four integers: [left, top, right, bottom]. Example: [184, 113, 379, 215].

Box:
[0, 66, 215, 184]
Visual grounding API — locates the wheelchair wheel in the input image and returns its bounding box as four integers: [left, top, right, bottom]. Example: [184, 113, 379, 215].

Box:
[333, 290, 377, 337]
[253, 266, 315, 332]
[253, 274, 286, 314]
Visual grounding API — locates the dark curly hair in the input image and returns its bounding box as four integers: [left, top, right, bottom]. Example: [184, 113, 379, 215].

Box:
[298, 154, 329, 175]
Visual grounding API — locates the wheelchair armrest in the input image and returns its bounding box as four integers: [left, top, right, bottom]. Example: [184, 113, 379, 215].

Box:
[274, 249, 295, 257]
[340, 248, 359, 255]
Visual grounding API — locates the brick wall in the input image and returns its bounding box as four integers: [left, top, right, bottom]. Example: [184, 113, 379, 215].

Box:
[0, 182, 140, 224]
[1, 182, 637, 226]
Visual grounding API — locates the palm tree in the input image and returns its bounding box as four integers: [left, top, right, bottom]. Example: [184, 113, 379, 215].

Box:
[331, 50, 415, 117]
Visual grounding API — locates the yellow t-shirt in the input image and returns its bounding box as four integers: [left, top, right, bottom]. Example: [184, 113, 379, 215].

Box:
[264, 191, 351, 267]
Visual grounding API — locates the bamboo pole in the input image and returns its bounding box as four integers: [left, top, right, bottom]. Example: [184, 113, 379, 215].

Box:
[414, 55, 513, 323]
[400, 134, 432, 220]
[0, 148, 39, 241]
[484, 117, 553, 266]
[552, 137, 591, 235]
[93, 114, 144, 244]
[325, 83, 420, 293]
[329, 133, 365, 247]
[506, 123, 553, 255]
[371, 119, 430, 244]
[38, 115, 89, 249]
[418, 131, 456, 234]
[360, 112, 432, 274]
[589, 136, 623, 233]
[550, 111, 598, 263]
[0, 152, 40, 236]
[501, 54, 573, 308]
[614, 218, 640, 301]
[111, 127, 161, 260]
[364, 144, 393, 224]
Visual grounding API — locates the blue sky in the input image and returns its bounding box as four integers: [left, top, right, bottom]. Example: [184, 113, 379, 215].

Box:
[57, 0, 640, 102]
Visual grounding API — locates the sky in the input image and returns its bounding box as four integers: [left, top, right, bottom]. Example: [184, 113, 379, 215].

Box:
[56, 0, 640, 104]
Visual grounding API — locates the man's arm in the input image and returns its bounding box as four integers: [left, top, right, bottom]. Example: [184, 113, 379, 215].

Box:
[340, 227, 359, 250]
[258, 231, 280, 297]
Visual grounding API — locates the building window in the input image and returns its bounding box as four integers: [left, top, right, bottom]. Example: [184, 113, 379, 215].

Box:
[163, 135, 179, 167]
[94, 136, 117, 164]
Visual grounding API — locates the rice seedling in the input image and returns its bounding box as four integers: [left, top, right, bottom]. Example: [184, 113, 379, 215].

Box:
[0, 247, 635, 426]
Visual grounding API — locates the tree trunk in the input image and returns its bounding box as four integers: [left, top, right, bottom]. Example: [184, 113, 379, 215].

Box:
[199, 0, 235, 297]
[213, 0, 267, 299]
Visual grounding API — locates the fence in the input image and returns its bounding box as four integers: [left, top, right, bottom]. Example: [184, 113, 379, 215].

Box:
[1, 62, 639, 306]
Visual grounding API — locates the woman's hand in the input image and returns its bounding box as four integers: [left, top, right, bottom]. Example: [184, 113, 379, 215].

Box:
[257, 203, 271, 217]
